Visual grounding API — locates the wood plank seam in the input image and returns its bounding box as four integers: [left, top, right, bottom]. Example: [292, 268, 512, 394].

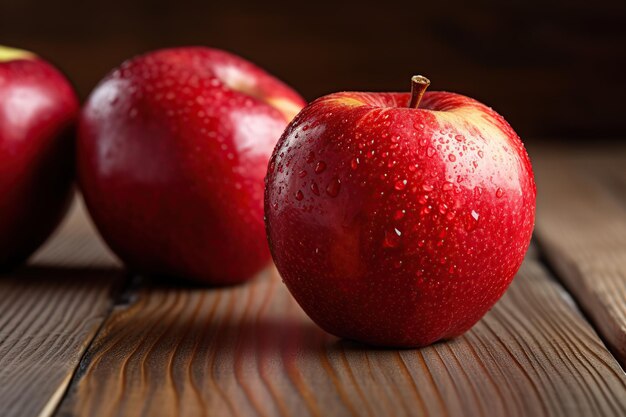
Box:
[534, 151, 626, 370]
[536, 242, 626, 371]
[48, 273, 133, 417]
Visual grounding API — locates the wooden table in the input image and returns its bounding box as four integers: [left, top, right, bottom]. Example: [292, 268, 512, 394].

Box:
[1, 144, 626, 417]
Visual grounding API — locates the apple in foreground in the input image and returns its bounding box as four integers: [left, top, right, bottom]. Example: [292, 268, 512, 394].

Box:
[78, 47, 305, 284]
[0, 45, 78, 268]
[265, 76, 535, 347]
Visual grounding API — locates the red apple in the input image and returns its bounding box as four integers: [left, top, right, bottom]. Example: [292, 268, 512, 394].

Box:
[265, 76, 536, 347]
[0, 45, 78, 268]
[78, 47, 305, 284]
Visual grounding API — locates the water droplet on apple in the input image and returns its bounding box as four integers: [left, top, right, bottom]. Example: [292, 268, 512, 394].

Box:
[394, 180, 407, 191]
[295, 190, 304, 201]
[478, 150, 484, 158]
[422, 183, 434, 192]
[310, 182, 320, 195]
[383, 228, 401, 248]
[446, 211, 456, 220]
[351, 158, 359, 170]
[496, 188, 504, 198]
[465, 210, 480, 231]
[427, 146, 435, 157]
[315, 161, 326, 174]
[326, 177, 341, 197]
[448, 154, 456, 162]
[298, 170, 307, 178]
[442, 182, 454, 192]
[454, 134, 465, 142]
[394, 210, 405, 220]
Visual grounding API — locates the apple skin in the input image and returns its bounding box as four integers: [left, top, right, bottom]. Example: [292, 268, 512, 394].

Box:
[265, 88, 536, 347]
[78, 47, 305, 284]
[0, 46, 78, 268]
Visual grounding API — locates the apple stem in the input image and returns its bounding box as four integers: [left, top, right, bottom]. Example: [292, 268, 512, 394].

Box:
[408, 75, 430, 109]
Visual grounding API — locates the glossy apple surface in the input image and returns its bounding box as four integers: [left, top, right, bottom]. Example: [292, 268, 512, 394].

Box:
[265, 77, 535, 347]
[78, 47, 305, 284]
[0, 46, 78, 268]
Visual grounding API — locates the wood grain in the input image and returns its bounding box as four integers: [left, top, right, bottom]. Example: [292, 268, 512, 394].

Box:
[57, 255, 626, 417]
[534, 145, 626, 364]
[0, 197, 123, 417]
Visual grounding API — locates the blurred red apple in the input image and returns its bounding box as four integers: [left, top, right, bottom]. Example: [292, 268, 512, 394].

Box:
[265, 76, 535, 347]
[78, 47, 305, 284]
[0, 45, 78, 268]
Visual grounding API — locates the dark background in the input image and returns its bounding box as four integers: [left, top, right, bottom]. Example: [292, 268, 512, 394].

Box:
[1, 0, 625, 139]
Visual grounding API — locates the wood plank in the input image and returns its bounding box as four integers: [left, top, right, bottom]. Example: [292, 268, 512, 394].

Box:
[0, 197, 123, 417]
[57, 255, 626, 417]
[534, 146, 626, 364]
